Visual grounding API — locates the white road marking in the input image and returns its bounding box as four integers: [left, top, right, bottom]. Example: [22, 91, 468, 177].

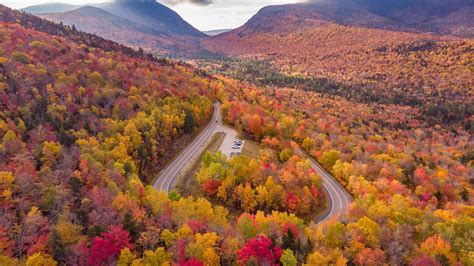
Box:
[154, 103, 352, 224]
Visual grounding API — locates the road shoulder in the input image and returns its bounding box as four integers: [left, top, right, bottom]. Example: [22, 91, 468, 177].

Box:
[174, 132, 225, 196]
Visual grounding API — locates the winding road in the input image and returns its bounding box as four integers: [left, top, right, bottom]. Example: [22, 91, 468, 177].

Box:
[153, 103, 352, 223]
[307, 152, 352, 223]
[153, 102, 222, 192]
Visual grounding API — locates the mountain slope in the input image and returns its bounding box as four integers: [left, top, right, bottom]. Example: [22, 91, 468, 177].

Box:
[229, 1, 403, 35]
[209, 0, 473, 38]
[21, 2, 82, 14]
[27, 1, 206, 56]
[42, 6, 160, 36]
[353, 0, 474, 37]
[99, 1, 205, 38]
[204, 1, 474, 107]
[24, 1, 205, 38]
[425, 6, 474, 37]
[40, 6, 199, 55]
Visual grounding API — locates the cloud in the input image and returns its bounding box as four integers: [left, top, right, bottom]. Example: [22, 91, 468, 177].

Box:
[161, 0, 213, 6]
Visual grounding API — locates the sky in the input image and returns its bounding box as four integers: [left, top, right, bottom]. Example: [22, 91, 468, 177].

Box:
[0, 0, 304, 31]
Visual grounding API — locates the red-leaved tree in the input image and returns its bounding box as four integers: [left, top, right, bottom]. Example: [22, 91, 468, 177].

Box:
[87, 225, 133, 266]
[237, 235, 282, 266]
[180, 257, 205, 266]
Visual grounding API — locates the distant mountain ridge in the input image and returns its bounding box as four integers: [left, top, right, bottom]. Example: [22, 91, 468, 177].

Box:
[42, 6, 160, 35]
[99, 1, 205, 38]
[354, 0, 474, 36]
[234, 1, 397, 34]
[204, 29, 232, 36]
[223, 0, 474, 38]
[355, 0, 472, 16]
[203, 0, 474, 107]
[21, 0, 474, 57]
[41, 6, 178, 54]
[21, 2, 82, 14]
[23, 1, 206, 56]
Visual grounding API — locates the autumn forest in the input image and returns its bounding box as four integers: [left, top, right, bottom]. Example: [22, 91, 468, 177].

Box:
[0, 1, 473, 266]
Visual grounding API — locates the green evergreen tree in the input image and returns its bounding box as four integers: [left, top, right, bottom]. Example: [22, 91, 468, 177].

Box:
[282, 227, 296, 251]
[183, 109, 196, 134]
[50, 228, 66, 264]
[123, 212, 139, 242]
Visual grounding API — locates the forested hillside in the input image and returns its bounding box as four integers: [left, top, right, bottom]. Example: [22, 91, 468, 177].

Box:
[0, 4, 472, 266]
[35, 0, 206, 56]
[0, 6, 322, 265]
[0, 6, 154, 60]
[22, 3, 82, 14]
[204, 22, 474, 126]
[216, 0, 474, 38]
[218, 77, 473, 265]
[41, 6, 203, 56]
[354, 0, 474, 37]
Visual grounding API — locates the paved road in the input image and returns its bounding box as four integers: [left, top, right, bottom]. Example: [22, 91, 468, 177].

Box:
[154, 103, 352, 223]
[153, 102, 222, 192]
[306, 151, 352, 223]
[153, 102, 237, 191]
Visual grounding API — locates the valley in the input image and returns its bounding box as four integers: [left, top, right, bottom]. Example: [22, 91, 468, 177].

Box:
[0, 1, 473, 265]
[203, 22, 474, 127]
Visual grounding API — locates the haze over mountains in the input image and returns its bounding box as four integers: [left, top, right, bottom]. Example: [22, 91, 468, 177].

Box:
[21, 0, 474, 57]
[20, 2, 82, 13]
[25, 0, 206, 56]
[203, 0, 474, 116]
[355, 0, 474, 37]
[208, 0, 474, 38]
[99, 1, 205, 38]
